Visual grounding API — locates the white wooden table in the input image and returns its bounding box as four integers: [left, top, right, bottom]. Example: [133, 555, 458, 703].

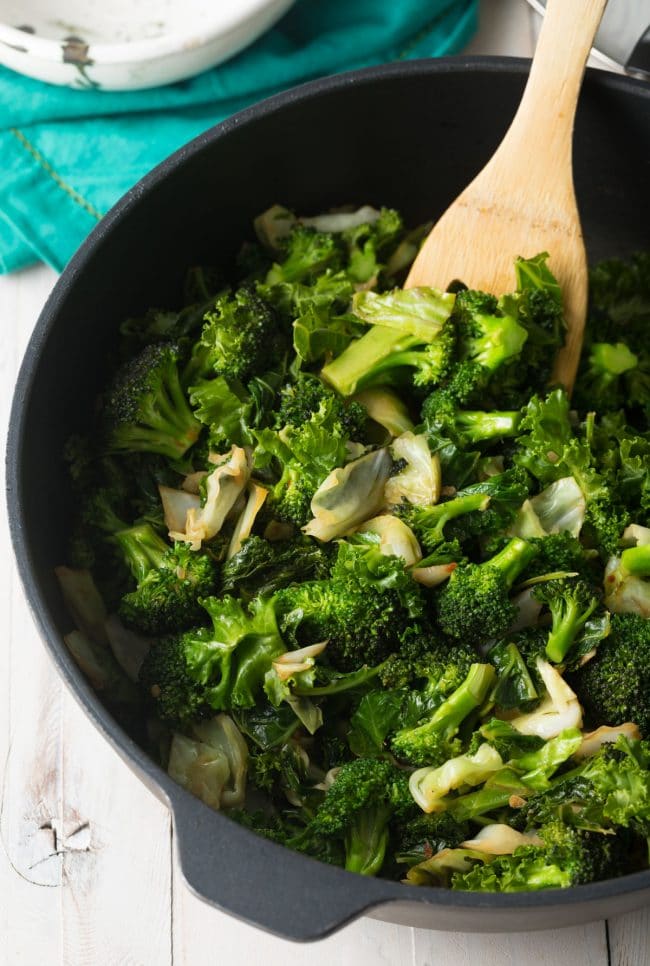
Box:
[1, 2, 649, 963]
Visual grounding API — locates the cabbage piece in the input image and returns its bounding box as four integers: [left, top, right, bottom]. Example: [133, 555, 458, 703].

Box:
[64, 630, 138, 706]
[460, 824, 543, 855]
[575, 723, 641, 759]
[104, 614, 152, 682]
[171, 446, 250, 549]
[300, 206, 381, 233]
[272, 642, 328, 682]
[510, 659, 582, 739]
[405, 847, 488, 886]
[409, 744, 504, 813]
[159, 485, 201, 533]
[508, 588, 544, 633]
[411, 561, 457, 587]
[622, 524, 650, 547]
[55, 566, 109, 647]
[254, 204, 296, 252]
[168, 713, 249, 810]
[352, 287, 455, 340]
[357, 515, 422, 567]
[168, 735, 230, 810]
[181, 471, 208, 495]
[507, 500, 546, 539]
[508, 477, 585, 539]
[603, 553, 650, 617]
[227, 483, 268, 559]
[384, 432, 441, 507]
[352, 387, 414, 438]
[529, 477, 585, 536]
[304, 449, 391, 542]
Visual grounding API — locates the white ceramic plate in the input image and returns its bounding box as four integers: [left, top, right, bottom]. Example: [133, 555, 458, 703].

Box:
[0, 0, 295, 90]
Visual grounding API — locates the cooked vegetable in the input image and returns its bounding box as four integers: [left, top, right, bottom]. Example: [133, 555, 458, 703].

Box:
[59, 204, 650, 891]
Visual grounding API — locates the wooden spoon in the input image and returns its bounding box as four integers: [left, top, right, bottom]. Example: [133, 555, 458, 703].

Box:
[406, 0, 608, 393]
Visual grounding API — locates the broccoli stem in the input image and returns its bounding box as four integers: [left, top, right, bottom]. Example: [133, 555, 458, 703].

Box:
[619, 545, 650, 578]
[394, 663, 495, 753]
[447, 768, 527, 821]
[454, 411, 521, 443]
[345, 804, 392, 876]
[489, 537, 538, 588]
[410, 491, 490, 544]
[322, 325, 419, 396]
[545, 594, 598, 664]
[114, 523, 168, 582]
[292, 663, 383, 696]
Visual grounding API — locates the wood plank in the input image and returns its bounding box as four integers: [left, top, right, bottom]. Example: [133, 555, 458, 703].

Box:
[59, 694, 173, 966]
[0, 266, 64, 965]
[1, 265, 173, 966]
[609, 910, 650, 966]
[173, 871, 610, 966]
[172, 875, 416, 966]
[413, 921, 609, 966]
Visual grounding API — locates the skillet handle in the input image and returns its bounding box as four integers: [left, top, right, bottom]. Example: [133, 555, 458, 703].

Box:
[170, 790, 379, 942]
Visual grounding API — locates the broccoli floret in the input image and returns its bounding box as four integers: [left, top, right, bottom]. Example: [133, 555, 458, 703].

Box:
[379, 626, 476, 696]
[532, 578, 600, 664]
[138, 634, 209, 728]
[275, 373, 367, 439]
[390, 663, 495, 767]
[190, 286, 286, 384]
[515, 737, 650, 855]
[399, 470, 528, 552]
[437, 538, 538, 642]
[115, 523, 218, 635]
[420, 360, 489, 414]
[275, 540, 424, 671]
[265, 225, 344, 285]
[255, 393, 362, 528]
[308, 758, 412, 876]
[397, 491, 488, 552]
[454, 288, 528, 374]
[103, 342, 200, 460]
[138, 595, 284, 726]
[568, 613, 650, 733]
[523, 533, 597, 583]
[452, 820, 626, 891]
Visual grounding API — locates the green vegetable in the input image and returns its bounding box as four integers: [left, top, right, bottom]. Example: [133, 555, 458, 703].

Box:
[61, 204, 650, 894]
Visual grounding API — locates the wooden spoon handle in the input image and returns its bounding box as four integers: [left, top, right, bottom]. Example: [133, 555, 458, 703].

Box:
[500, 0, 608, 174]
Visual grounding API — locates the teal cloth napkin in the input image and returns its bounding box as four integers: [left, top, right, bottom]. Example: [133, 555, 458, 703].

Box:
[0, 0, 477, 274]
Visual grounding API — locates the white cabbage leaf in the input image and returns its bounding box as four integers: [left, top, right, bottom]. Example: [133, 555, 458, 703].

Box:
[384, 432, 441, 507]
[304, 448, 391, 542]
[168, 713, 249, 810]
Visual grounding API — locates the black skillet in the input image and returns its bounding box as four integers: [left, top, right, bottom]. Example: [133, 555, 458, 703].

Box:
[7, 58, 650, 940]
